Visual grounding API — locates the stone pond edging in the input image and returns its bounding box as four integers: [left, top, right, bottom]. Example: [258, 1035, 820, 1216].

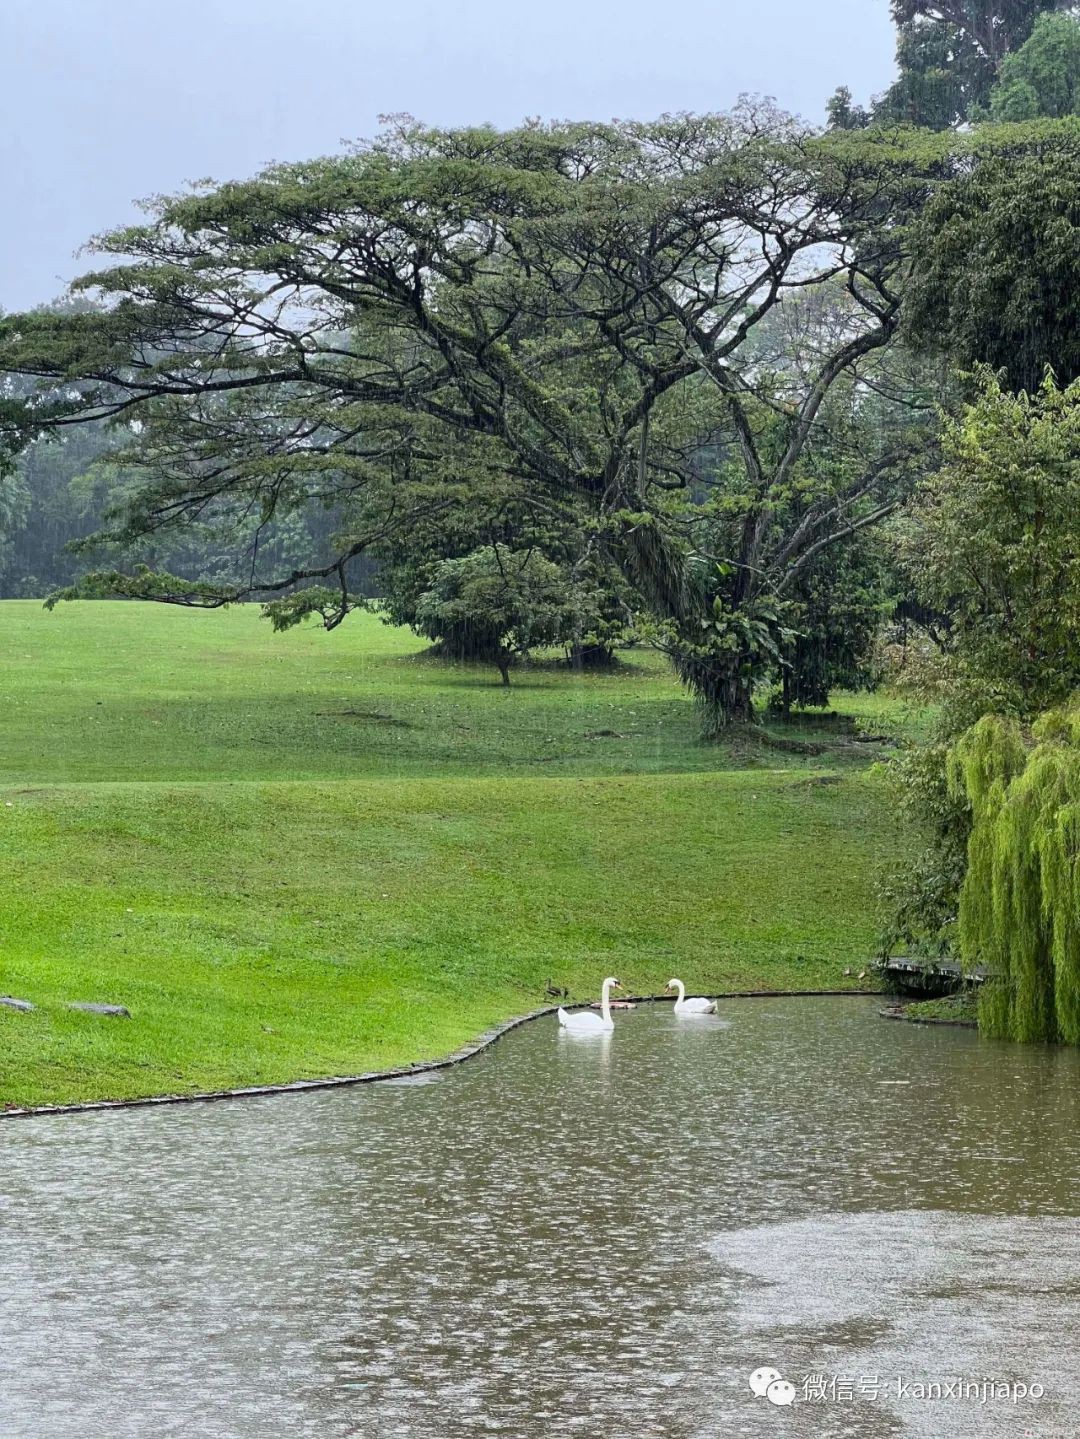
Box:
[879, 1004, 978, 1030]
[1, 989, 878, 1122]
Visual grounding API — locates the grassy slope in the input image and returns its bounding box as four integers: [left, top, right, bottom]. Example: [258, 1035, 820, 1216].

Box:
[900, 992, 979, 1025]
[0, 602, 900, 1108]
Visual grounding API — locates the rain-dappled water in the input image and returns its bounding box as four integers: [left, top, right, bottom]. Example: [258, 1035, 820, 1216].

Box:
[1, 997, 1078, 1438]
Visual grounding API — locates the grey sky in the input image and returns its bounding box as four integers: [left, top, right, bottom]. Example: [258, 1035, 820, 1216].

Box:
[0, 0, 896, 312]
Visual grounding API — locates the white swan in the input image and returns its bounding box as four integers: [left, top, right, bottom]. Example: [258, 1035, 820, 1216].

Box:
[667, 978, 717, 1015]
[558, 976, 622, 1033]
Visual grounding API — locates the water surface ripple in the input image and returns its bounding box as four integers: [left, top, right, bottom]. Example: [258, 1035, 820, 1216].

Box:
[2, 998, 1078, 1438]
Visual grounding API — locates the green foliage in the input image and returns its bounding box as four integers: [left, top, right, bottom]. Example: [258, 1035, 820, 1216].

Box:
[989, 11, 1080, 117]
[877, 17, 995, 128]
[872, 3, 1064, 128]
[836, 3, 1066, 134]
[948, 708, 1080, 1042]
[414, 546, 581, 683]
[0, 461, 30, 579]
[905, 118, 1080, 391]
[901, 989, 979, 1022]
[373, 475, 636, 665]
[0, 423, 366, 602]
[890, 2, 1063, 65]
[45, 563, 234, 609]
[881, 737, 972, 954]
[0, 111, 940, 731]
[776, 535, 892, 711]
[826, 86, 872, 131]
[651, 582, 796, 731]
[884, 370, 1080, 955]
[906, 371, 1080, 718]
[0, 420, 115, 596]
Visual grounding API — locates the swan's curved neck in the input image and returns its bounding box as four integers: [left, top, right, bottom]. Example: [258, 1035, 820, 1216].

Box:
[600, 978, 613, 1022]
[672, 980, 686, 1003]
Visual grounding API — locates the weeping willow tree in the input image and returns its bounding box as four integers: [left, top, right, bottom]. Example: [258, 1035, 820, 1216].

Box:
[949, 708, 1080, 1042]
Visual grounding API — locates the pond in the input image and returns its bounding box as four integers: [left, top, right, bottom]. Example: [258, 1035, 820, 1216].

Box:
[1, 998, 1078, 1438]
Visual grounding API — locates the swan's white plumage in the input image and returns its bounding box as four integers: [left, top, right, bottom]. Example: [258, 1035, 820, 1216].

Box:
[667, 978, 717, 1015]
[557, 977, 620, 1033]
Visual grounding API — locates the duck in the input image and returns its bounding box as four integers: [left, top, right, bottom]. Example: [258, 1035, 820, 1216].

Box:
[558, 976, 622, 1033]
[667, 978, 717, 1015]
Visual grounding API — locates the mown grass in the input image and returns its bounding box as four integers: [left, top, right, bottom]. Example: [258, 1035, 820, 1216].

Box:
[0, 602, 902, 1108]
[901, 992, 980, 1025]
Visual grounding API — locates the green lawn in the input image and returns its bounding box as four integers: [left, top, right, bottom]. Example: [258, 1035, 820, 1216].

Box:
[0, 602, 901, 1108]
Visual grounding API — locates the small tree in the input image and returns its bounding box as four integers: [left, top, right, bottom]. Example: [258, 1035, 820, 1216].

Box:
[414, 546, 579, 685]
[375, 482, 635, 667]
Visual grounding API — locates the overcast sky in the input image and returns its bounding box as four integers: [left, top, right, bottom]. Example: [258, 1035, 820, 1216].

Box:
[0, 0, 896, 312]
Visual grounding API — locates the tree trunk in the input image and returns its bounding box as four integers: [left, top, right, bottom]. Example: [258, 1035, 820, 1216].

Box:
[617, 516, 755, 733]
[568, 642, 617, 671]
[676, 653, 756, 735]
[781, 667, 793, 716]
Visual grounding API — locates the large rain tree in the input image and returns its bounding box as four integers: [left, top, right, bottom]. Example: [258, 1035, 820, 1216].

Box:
[0, 109, 938, 730]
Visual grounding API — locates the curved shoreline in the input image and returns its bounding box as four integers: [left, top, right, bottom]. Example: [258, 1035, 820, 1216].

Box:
[0, 989, 879, 1122]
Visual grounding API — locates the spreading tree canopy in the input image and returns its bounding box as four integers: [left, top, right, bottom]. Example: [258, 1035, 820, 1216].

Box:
[0, 109, 940, 728]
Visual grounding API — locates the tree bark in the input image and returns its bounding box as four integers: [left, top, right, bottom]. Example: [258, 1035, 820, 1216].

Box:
[675, 653, 755, 734]
[781, 667, 793, 716]
[620, 521, 757, 733]
[569, 642, 617, 671]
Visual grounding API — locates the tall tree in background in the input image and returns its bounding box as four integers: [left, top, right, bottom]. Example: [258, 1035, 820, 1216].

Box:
[905, 119, 1080, 393]
[890, 1, 1064, 67]
[0, 111, 936, 730]
[876, 16, 996, 127]
[830, 0, 1068, 129]
[989, 9, 1080, 116]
